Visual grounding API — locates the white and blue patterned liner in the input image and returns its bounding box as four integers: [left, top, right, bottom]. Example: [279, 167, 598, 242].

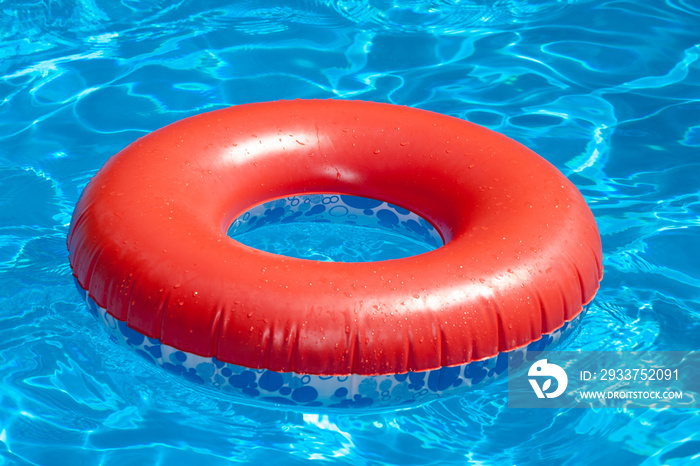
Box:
[75, 281, 583, 409]
[227, 194, 444, 251]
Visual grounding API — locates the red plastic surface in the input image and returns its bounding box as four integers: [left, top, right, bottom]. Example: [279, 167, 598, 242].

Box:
[67, 100, 603, 376]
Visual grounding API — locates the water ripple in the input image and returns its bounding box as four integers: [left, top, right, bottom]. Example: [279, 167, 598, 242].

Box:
[329, 0, 595, 33]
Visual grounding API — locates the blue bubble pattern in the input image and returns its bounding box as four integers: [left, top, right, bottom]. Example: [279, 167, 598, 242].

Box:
[228, 194, 444, 249]
[75, 279, 583, 409]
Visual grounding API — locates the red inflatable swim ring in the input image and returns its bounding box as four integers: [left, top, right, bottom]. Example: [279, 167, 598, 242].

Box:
[68, 100, 603, 408]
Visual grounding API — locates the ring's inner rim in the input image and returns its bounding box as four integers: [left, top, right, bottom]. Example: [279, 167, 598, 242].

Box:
[226, 193, 445, 262]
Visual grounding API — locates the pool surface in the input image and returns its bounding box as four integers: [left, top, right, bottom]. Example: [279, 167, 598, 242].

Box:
[1, 0, 699, 464]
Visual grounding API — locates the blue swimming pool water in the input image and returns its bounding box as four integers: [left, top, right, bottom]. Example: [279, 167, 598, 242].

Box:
[2, 0, 699, 464]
